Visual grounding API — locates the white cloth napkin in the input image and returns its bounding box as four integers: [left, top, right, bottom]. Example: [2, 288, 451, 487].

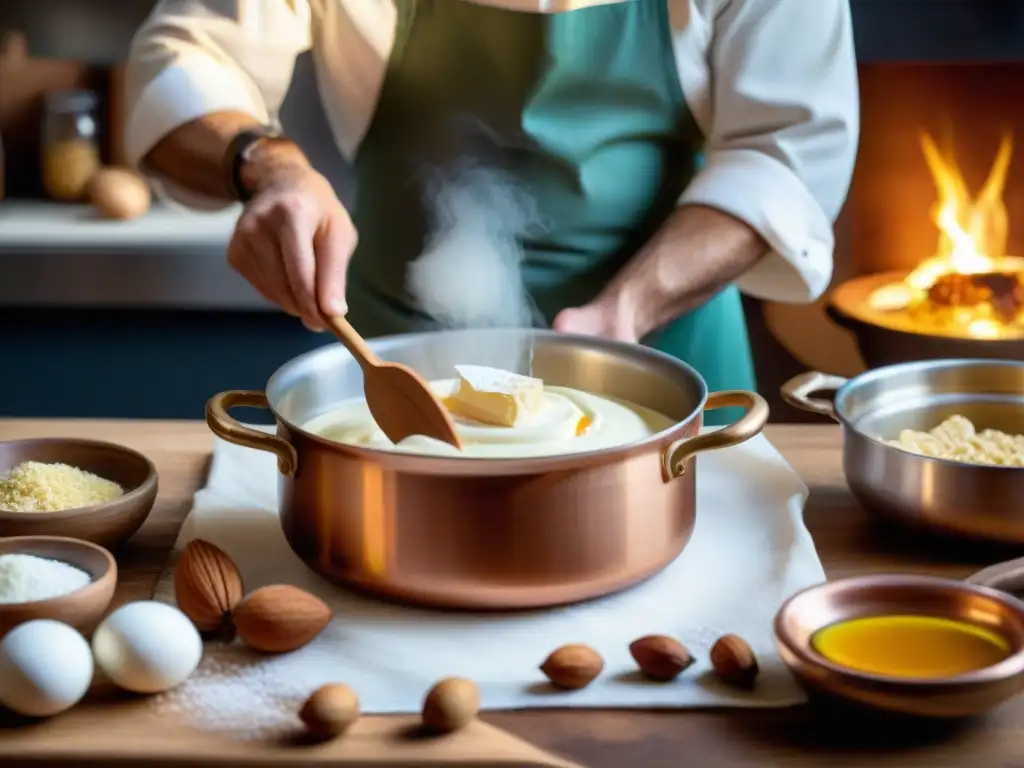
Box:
[153, 428, 824, 732]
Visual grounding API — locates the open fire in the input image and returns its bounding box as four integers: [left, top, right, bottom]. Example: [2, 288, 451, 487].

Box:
[865, 133, 1024, 339]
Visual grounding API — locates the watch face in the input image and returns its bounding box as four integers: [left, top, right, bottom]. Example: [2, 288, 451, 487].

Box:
[240, 140, 261, 163]
[241, 129, 282, 161]
[229, 128, 286, 202]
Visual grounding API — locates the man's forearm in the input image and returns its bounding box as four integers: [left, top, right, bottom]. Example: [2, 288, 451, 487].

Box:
[604, 205, 766, 338]
[144, 111, 310, 200]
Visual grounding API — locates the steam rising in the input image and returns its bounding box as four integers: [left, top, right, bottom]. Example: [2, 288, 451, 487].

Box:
[406, 164, 542, 373]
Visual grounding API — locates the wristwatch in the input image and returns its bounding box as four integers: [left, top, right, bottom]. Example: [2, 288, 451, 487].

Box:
[224, 126, 288, 203]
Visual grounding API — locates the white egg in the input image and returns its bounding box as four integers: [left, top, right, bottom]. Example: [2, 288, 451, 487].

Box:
[92, 601, 202, 694]
[0, 619, 94, 717]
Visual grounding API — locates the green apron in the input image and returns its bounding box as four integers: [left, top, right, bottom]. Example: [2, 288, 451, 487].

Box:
[346, 0, 756, 425]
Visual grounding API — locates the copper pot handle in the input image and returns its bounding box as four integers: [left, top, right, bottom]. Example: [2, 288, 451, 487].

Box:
[205, 390, 299, 477]
[664, 390, 769, 479]
[779, 371, 848, 421]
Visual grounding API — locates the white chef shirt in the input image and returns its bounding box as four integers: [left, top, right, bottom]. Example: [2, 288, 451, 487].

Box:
[125, 0, 859, 304]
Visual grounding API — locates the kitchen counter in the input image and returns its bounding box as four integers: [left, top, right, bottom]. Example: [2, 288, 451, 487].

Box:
[0, 420, 1019, 766]
[0, 201, 238, 250]
[0, 201, 265, 309]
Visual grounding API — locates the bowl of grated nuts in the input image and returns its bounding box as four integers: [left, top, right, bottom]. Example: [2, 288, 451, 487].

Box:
[0, 439, 158, 550]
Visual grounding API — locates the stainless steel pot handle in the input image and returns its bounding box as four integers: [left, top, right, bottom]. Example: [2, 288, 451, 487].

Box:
[663, 390, 769, 480]
[965, 558, 1024, 593]
[779, 371, 848, 422]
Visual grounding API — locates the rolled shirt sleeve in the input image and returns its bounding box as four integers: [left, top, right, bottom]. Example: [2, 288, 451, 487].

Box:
[680, 0, 859, 303]
[125, 0, 311, 210]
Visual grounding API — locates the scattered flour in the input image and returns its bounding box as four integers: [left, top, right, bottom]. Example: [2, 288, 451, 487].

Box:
[152, 641, 374, 741]
[152, 646, 306, 740]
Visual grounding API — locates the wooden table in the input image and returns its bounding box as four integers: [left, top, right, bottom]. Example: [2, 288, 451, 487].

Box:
[2, 419, 1022, 767]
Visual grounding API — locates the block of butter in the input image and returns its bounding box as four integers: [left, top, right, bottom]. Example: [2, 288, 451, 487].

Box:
[446, 365, 545, 428]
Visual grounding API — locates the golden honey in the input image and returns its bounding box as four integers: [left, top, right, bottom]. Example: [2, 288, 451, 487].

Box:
[811, 615, 1011, 679]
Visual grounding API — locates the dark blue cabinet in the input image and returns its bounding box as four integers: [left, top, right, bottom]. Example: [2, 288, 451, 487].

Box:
[0, 308, 331, 420]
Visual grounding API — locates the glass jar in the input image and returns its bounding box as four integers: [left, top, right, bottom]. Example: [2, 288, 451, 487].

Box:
[41, 89, 101, 202]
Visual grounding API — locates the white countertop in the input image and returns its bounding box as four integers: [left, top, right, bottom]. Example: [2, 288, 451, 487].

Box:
[0, 200, 269, 309]
[0, 200, 239, 251]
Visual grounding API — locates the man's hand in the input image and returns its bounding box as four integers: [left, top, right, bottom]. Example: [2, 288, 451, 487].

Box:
[228, 145, 357, 331]
[552, 298, 639, 343]
[553, 206, 764, 344]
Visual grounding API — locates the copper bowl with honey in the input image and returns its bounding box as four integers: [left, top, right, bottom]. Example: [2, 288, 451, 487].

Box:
[775, 575, 1024, 718]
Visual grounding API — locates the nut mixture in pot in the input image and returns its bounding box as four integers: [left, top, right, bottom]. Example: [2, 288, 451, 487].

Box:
[887, 415, 1024, 467]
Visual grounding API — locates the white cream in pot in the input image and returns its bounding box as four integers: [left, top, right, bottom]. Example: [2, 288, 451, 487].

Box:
[304, 379, 674, 459]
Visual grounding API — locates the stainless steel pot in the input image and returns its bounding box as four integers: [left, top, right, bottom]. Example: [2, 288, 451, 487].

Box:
[206, 329, 768, 610]
[782, 359, 1024, 543]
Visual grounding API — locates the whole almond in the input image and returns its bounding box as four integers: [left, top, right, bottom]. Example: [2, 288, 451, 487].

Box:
[173, 539, 244, 636]
[710, 634, 759, 689]
[540, 644, 604, 690]
[422, 677, 480, 733]
[231, 584, 332, 653]
[629, 635, 693, 682]
[300, 683, 360, 738]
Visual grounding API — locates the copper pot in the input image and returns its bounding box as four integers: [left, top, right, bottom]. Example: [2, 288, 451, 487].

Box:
[206, 329, 768, 610]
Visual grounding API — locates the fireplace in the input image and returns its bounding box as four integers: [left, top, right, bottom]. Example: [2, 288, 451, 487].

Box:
[822, 63, 1024, 368]
[830, 128, 1024, 364]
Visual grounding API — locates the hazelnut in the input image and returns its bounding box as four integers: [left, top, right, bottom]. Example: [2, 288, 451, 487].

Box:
[540, 644, 604, 690]
[422, 677, 480, 733]
[629, 635, 693, 682]
[299, 683, 360, 738]
[710, 634, 759, 689]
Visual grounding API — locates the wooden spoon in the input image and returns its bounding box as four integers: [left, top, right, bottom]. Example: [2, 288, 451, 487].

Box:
[323, 315, 462, 450]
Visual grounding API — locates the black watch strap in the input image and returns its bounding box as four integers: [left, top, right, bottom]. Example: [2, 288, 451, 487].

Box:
[224, 126, 285, 203]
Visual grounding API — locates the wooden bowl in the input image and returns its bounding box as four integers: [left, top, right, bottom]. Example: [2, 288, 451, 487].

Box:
[0, 536, 117, 639]
[0, 438, 158, 549]
[774, 575, 1024, 718]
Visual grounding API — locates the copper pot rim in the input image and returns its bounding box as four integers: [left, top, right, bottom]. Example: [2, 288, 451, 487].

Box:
[0, 437, 158, 520]
[262, 328, 735, 476]
[774, 574, 1024, 689]
[204, 330, 770, 478]
[271, 398, 701, 476]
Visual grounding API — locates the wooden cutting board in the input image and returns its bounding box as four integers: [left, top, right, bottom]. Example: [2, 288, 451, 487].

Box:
[0, 644, 579, 766]
[0, 700, 579, 766]
[0, 540, 579, 766]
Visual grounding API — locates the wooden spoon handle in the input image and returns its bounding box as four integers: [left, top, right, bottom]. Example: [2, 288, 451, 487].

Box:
[324, 315, 381, 368]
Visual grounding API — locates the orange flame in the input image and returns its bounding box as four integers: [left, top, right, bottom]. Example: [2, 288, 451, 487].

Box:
[904, 132, 1013, 291]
